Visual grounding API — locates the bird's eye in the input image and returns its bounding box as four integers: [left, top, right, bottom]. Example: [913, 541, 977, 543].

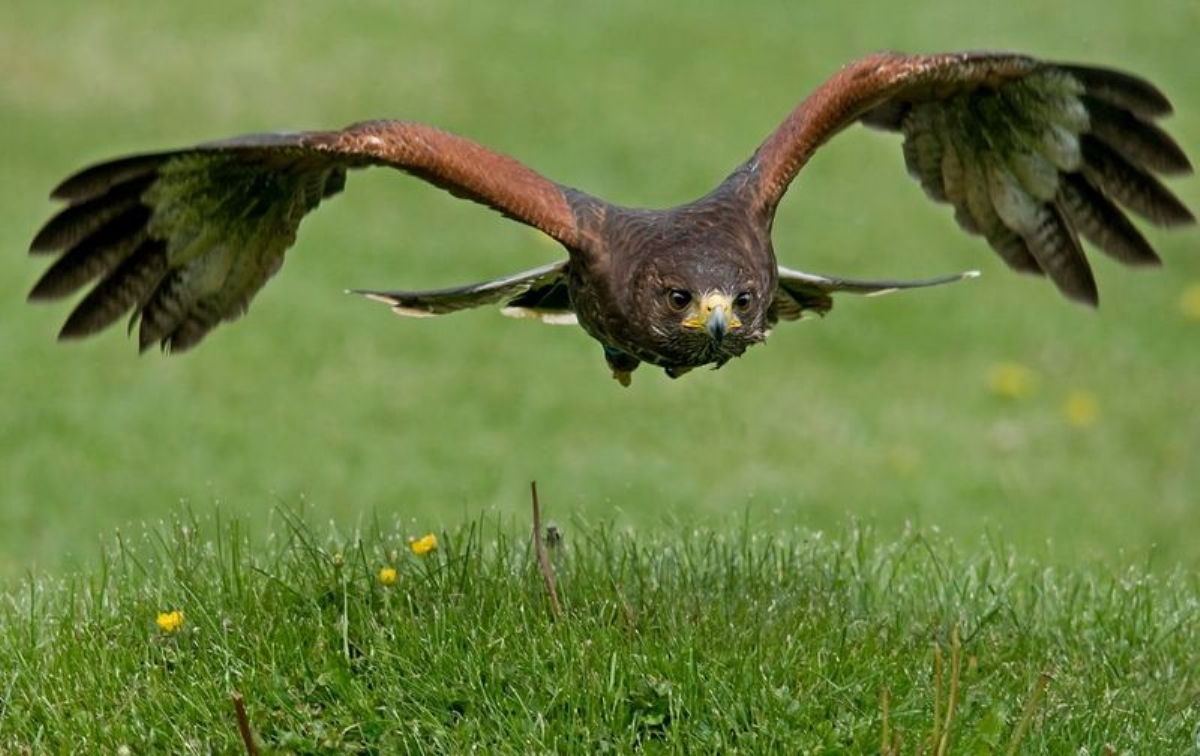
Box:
[734, 292, 753, 311]
[668, 289, 692, 310]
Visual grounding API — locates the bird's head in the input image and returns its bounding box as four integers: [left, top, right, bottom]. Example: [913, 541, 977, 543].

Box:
[633, 251, 774, 369]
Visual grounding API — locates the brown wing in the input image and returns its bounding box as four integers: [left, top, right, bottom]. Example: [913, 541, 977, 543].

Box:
[353, 258, 577, 325]
[772, 265, 979, 321]
[28, 121, 590, 352]
[748, 52, 1194, 304]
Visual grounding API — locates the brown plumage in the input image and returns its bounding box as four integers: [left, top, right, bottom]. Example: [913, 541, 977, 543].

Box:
[28, 51, 1193, 385]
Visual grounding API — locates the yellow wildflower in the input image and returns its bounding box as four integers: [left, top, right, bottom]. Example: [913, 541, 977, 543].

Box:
[156, 610, 184, 634]
[378, 566, 398, 586]
[1062, 390, 1099, 429]
[409, 533, 438, 557]
[1180, 283, 1200, 321]
[988, 362, 1036, 400]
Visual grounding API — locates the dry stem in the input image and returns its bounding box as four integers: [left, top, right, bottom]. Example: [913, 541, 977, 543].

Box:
[530, 480, 562, 618]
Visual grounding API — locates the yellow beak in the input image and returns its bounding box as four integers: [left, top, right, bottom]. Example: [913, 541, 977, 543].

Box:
[682, 292, 741, 342]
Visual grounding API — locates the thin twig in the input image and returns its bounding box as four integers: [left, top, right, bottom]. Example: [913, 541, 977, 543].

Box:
[530, 481, 562, 618]
[1006, 670, 1052, 756]
[879, 687, 890, 756]
[936, 625, 962, 756]
[232, 691, 259, 756]
[930, 645, 943, 752]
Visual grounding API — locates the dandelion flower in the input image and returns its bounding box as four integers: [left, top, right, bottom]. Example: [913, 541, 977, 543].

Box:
[1180, 283, 1200, 321]
[988, 362, 1036, 400]
[378, 566, 398, 586]
[1062, 390, 1099, 429]
[409, 533, 438, 557]
[156, 610, 184, 634]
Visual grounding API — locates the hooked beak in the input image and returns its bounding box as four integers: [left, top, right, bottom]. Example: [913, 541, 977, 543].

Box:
[682, 292, 741, 342]
[706, 301, 729, 342]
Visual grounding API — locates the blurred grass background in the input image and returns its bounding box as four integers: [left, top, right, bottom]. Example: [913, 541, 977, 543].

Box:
[2, 0, 1197, 578]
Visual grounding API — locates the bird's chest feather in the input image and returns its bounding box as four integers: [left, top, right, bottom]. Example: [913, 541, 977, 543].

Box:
[566, 262, 638, 353]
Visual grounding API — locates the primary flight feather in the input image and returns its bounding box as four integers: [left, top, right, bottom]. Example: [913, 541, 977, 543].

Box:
[29, 51, 1193, 385]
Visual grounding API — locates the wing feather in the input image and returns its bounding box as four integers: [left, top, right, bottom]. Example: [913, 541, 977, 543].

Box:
[1059, 172, 1159, 265]
[30, 173, 157, 254]
[1079, 134, 1194, 226]
[772, 265, 979, 321]
[749, 51, 1193, 305]
[353, 259, 575, 325]
[28, 204, 152, 300]
[48, 153, 166, 204]
[59, 239, 169, 338]
[30, 122, 591, 352]
[1055, 64, 1175, 117]
[1081, 96, 1192, 175]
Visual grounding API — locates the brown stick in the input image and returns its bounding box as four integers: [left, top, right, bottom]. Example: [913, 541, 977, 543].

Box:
[530, 481, 562, 618]
[879, 687, 891, 756]
[1006, 671, 1052, 756]
[936, 625, 962, 756]
[232, 691, 259, 756]
[930, 645, 943, 752]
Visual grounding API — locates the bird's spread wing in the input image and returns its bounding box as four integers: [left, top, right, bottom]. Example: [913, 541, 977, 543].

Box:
[772, 265, 979, 320]
[354, 258, 577, 325]
[28, 121, 589, 352]
[749, 52, 1194, 304]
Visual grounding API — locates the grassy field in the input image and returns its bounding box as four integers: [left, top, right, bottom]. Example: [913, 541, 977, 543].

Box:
[2, 0, 1199, 749]
[2, 508, 1197, 751]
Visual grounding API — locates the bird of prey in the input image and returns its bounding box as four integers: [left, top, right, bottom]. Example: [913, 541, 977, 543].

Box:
[28, 51, 1193, 386]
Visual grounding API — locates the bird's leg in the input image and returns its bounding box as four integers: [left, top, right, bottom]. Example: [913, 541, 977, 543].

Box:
[664, 366, 693, 380]
[603, 346, 640, 387]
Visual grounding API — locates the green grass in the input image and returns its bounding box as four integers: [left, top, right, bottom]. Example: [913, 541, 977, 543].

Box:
[2, 507, 1196, 752]
[2, 0, 1199, 749]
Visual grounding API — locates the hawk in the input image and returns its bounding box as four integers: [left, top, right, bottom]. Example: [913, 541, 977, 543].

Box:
[28, 51, 1193, 386]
